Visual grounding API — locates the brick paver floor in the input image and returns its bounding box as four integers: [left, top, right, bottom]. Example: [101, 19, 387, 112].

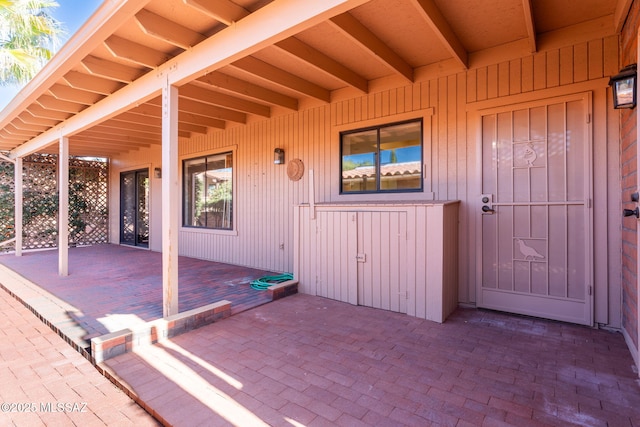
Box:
[102, 293, 640, 427]
[0, 288, 159, 426]
[2, 246, 640, 426]
[0, 245, 277, 350]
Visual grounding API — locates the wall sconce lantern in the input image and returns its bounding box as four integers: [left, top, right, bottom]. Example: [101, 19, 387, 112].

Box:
[154, 167, 162, 178]
[609, 64, 637, 109]
[274, 148, 285, 165]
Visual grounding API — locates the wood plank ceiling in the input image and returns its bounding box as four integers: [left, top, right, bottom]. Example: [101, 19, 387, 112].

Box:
[0, 0, 623, 157]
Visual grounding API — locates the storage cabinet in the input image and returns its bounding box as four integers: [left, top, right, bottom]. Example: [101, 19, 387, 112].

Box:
[294, 201, 459, 323]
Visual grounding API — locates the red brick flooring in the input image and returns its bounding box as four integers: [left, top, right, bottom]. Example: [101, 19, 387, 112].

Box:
[0, 287, 158, 426]
[103, 294, 640, 427]
[2, 245, 640, 426]
[0, 244, 277, 349]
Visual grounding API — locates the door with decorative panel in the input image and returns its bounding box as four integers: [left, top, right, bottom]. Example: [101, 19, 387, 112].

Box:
[478, 94, 593, 325]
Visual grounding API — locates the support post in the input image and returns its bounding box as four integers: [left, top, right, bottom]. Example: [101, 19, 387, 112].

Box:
[162, 81, 179, 317]
[14, 157, 22, 256]
[58, 137, 69, 276]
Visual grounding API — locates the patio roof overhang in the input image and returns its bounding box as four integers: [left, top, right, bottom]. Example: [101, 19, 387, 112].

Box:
[0, 0, 629, 159]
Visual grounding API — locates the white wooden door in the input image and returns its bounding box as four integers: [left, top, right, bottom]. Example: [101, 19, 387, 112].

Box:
[478, 95, 593, 325]
[357, 211, 408, 314]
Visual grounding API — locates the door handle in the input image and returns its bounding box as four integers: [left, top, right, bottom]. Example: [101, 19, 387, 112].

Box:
[482, 205, 495, 213]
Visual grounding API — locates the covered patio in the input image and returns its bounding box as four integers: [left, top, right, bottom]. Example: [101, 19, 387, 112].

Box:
[0, 244, 285, 352]
[0, 245, 639, 425]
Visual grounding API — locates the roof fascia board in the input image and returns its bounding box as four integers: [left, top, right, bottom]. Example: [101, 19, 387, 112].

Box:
[10, 0, 371, 158]
[0, 0, 152, 129]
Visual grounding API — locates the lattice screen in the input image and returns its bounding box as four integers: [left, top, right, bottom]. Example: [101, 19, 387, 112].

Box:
[0, 153, 109, 253]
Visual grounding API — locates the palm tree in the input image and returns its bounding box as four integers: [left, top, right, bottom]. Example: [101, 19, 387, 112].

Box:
[0, 0, 62, 85]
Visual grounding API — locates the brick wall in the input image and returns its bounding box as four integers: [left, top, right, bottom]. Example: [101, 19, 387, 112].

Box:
[621, 1, 640, 353]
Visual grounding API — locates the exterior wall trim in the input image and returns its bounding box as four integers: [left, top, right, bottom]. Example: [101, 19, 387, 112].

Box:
[110, 162, 153, 247]
[330, 107, 436, 203]
[178, 144, 239, 237]
[465, 78, 609, 112]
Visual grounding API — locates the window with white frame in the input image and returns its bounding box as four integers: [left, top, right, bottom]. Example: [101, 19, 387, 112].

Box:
[183, 152, 233, 230]
[340, 119, 423, 193]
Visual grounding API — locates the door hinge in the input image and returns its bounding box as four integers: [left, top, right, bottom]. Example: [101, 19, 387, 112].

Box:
[588, 286, 593, 296]
[586, 113, 591, 124]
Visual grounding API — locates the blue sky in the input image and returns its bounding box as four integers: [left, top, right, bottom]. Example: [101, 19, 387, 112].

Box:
[0, 0, 103, 111]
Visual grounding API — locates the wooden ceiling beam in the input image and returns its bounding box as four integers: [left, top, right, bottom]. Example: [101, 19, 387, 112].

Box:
[0, 130, 27, 142]
[18, 111, 59, 127]
[275, 37, 368, 93]
[93, 122, 190, 139]
[178, 122, 208, 134]
[81, 55, 145, 83]
[232, 56, 331, 102]
[410, 0, 468, 68]
[183, 0, 249, 26]
[101, 118, 162, 135]
[148, 96, 246, 123]
[521, 0, 537, 53]
[11, 0, 366, 158]
[126, 102, 162, 117]
[27, 104, 72, 121]
[104, 35, 172, 68]
[128, 102, 226, 129]
[11, 117, 48, 133]
[115, 111, 162, 127]
[135, 9, 206, 49]
[178, 111, 225, 129]
[48, 84, 104, 105]
[63, 71, 125, 95]
[4, 124, 38, 137]
[197, 71, 298, 110]
[69, 147, 123, 157]
[115, 111, 208, 134]
[91, 125, 161, 142]
[330, 12, 414, 82]
[80, 129, 159, 145]
[177, 98, 246, 123]
[36, 95, 85, 114]
[69, 138, 145, 150]
[70, 139, 149, 152]
[180, 83, 271, 117]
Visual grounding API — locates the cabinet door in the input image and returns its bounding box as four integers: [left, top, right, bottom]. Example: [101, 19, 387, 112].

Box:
[357, 211, 408, 313]
[315, 211, 358, 304]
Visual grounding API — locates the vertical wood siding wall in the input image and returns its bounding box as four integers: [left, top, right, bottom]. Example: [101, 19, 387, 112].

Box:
[111, 34, 621, 327]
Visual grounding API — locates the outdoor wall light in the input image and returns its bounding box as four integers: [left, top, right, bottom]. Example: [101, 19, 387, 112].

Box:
[154, 167, 161, 178]
[274, 148, 285, 165]
[609, 64, 637, 109]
